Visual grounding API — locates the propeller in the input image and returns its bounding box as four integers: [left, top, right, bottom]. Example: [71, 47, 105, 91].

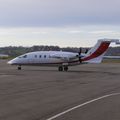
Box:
[78, 48, 82, 63]
[79, 48, 82, 55]
[85, 49, 88, 54]
[77, 48, 89, 63]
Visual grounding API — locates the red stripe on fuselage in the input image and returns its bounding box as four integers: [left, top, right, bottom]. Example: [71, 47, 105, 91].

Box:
[82, 42, 110, 61]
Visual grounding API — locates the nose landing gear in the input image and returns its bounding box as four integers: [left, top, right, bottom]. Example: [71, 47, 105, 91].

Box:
[18, 65, 21, 70]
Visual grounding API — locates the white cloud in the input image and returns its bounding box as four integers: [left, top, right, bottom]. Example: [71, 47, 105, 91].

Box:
[88, 30, 120, 36]
[89, 30, 114, 34]
[0, 26, 120, 47]
[32, 31, 48, 35]
[67, 30, 84, 34]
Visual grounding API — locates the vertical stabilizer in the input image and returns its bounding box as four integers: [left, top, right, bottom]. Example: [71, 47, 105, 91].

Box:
[81, 39, 120, 63]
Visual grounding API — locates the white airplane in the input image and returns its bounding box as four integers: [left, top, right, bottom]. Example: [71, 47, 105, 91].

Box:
[8, 39, 120, 71]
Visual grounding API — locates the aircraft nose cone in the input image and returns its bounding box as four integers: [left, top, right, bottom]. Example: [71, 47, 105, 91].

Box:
[7, 57, 19, 65]
[8, 59, 16, 65]
[7, 60, 13, 65]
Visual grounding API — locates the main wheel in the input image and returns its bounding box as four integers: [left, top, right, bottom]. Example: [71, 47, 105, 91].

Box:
[64, 66, 68, 71]
[58, 66, 63, 71]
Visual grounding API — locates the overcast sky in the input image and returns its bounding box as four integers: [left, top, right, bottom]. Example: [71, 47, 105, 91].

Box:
[0, 0, 120, 47]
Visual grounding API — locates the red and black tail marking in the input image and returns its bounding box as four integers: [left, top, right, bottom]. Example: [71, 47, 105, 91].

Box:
[82, 42, 110, 61]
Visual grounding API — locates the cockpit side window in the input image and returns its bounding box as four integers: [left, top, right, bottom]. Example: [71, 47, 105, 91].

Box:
[19, 55, 27, 58]
[23, 55, 27, 58]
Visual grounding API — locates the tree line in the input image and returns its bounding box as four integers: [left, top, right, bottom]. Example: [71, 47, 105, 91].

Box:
[0, 45, 120, 57]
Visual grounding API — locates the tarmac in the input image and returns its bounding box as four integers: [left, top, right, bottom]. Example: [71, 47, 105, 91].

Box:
[0, 60, 120, 120]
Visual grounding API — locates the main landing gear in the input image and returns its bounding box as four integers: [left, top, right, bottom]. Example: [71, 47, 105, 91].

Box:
[18, 65, 21, 70]
[58, 66, 68, 71]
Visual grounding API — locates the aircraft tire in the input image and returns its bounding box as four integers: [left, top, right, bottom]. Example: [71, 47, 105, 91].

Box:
[58, 66, 63, 71]
[18, 66, 21, 70]
[64, 66, 68, 71]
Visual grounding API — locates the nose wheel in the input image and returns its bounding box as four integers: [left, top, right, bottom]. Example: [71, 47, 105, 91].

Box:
[18, 65, 21, 70]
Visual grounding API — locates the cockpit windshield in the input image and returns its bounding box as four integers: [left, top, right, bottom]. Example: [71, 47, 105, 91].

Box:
[19, 55, 27, 58]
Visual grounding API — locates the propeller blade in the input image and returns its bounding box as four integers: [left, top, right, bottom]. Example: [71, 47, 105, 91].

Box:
[78, 48, 82, 63]
[79, 48, 82, 55]
[85, 49, 88, 54]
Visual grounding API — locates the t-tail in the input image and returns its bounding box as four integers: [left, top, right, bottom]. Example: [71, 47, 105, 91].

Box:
[81, 39, 120, 63]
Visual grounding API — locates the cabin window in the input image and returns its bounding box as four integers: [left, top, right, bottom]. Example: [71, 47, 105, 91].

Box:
[35, 55, 37, 58]
[44, 55, 46, 58]
[39, 55, 41, 58]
